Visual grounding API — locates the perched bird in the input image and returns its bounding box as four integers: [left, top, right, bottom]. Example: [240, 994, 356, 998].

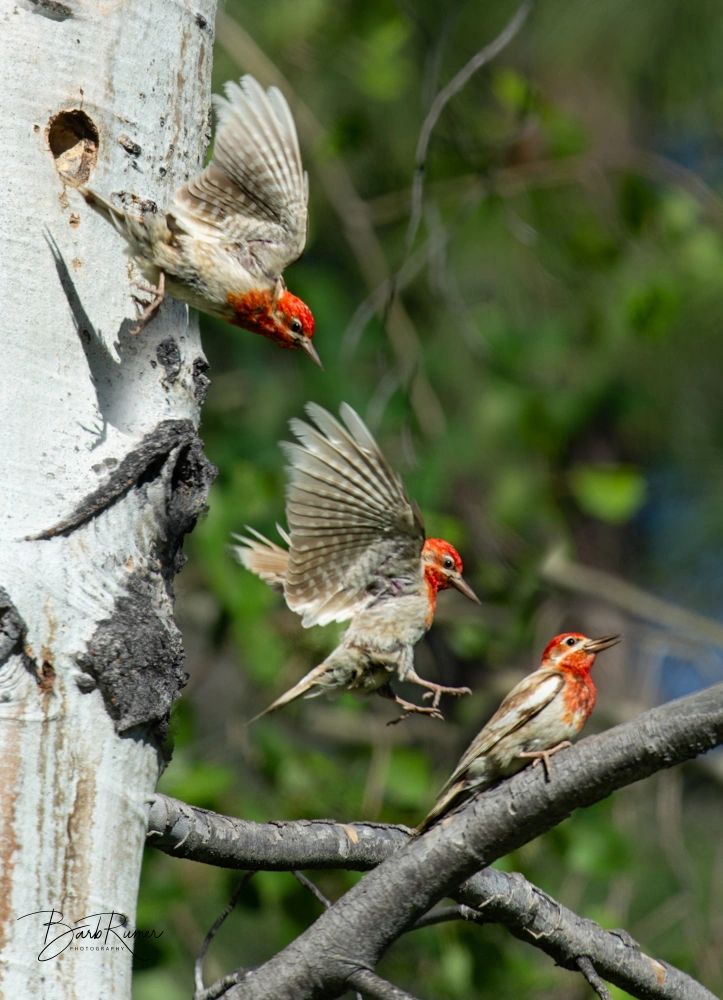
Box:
[418, 632, 620, 831]
[234, 402, 480, 722]
[81, 75, 319, 364]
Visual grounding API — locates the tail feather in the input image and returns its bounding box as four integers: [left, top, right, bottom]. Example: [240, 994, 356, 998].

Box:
[233, 527, 289, 590]
[417, 767, 495, 835]
[79, 186, 168, 254]
[247, 661, 331, 723]
[79, 186, 130, 233]
[416, 780, 471, 835]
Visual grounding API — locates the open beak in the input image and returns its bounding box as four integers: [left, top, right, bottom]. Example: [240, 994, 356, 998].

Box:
[300, 338, 323, 369]
[450, 574, 481, 605]
[582, 634, 621, 653]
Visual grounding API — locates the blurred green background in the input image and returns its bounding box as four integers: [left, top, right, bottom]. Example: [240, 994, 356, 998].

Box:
[135, 1, 723, 996]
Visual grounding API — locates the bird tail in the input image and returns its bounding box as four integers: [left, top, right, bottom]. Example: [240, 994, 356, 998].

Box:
[78, 186, 166, 253]
[416, 781, 471, 835]
[232, 525, 290, 590]
[247, 660, 331, 723]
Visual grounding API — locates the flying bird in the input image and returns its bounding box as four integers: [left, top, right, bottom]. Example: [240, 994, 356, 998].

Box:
[234, 403, 480, 722]
[81, 75, 319, 364]
[418, 632, 620, 831]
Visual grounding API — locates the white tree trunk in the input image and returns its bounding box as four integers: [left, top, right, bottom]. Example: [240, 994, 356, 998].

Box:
[0, 2, 216, 996]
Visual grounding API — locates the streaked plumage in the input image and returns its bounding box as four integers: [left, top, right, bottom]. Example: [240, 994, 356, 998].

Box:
[80, 75, 318, 362]
[418, 632, 620, 831]
[235, 403, 480, 722]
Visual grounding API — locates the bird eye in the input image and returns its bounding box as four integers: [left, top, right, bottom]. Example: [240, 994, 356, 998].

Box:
[443, 556, 455, 570]
[566, 636, 577, 647]
[290, 318, 303, 335]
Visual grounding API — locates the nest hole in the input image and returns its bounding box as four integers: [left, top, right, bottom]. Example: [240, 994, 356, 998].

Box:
[47, 109, 99, 184]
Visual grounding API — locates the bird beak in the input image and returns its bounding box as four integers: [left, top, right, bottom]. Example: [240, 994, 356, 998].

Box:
[582, 634, 621, 653]
[300, 338, 323, 369]
[450, 574, 481, 605]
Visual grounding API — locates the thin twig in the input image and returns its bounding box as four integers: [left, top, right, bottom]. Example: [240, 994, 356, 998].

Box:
[542, 547, 723, 650]
[194, 872, 255, 996]
[577, 956, 613, 1000]
[292, 870, 332, 909]
[405, 0, 534, 254]
[348, 968, 423, 1000]
[409, 905, 474, 931]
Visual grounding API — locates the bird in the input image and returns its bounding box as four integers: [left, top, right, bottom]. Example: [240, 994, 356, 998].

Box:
[80, 75, 319, 364]
[417, 632, 620, 831]
[234, 402, 481, 723]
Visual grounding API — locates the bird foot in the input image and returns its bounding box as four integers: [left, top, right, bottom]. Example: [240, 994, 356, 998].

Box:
[518, 741, 572, 781]
[386, 696, 444, 727]
[421, 685, 473, 710]
[130, 272, 165, 334]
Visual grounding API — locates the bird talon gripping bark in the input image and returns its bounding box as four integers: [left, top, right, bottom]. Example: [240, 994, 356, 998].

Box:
[234, 403, 481, 722]
[129, 272, 165, 335]
[417, 633, 620, 832]
[519, 740, 573, 781]
[81, 75, 319, 362]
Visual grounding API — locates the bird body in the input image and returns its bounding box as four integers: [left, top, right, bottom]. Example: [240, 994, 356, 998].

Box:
[81, 76, 318, 362]
[235, 403, 480, 722]
[418, 632, 619, 830]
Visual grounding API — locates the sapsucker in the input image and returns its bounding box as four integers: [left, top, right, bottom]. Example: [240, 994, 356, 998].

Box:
[235, 403, 480, 722]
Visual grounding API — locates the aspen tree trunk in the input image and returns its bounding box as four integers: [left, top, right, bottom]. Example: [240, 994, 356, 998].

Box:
[0, 2, 217, 996]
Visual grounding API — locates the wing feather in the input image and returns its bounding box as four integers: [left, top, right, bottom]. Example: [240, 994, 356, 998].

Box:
[282, 404, 424, 626]
[171, 75, 308, 276]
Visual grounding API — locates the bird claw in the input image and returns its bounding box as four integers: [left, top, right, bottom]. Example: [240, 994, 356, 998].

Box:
[519, 741, 573, 781]
[421, 685, 472, 709]
[130, 272, 165, 334]
[386, 696, 445, 726]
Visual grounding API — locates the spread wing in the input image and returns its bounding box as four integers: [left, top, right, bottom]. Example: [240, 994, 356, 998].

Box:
[282, 403, 425, 627]
[171, 75, 308, 278]
[443, 670, 564, 789]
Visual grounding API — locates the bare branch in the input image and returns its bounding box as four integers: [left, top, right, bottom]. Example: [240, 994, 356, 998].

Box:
[219, 683, 723, 999]
[542, 548, 723, 651]
[148, 684, 723, 1000]
[405, 0, 534, 254]
[147, 795, 409, 869]
[577, 957, 613, 1000]
[347, 969, 421, 1000]
[194, 873, 255, 997]
[292, 871, 332, 910]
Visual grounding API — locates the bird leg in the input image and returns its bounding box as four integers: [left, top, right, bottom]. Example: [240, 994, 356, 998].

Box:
[378, 685, 444, 726]
[403, 668, 472, 711]
[130, 271, 165, 334]
[517, 741, 572, 781]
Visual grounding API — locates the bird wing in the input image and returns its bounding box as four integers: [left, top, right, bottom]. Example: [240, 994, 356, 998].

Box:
[443, 670, 565, 789]
[281, 403, 425, 627]
[171, 76, 308, 278]
[232, 526, 290, 590]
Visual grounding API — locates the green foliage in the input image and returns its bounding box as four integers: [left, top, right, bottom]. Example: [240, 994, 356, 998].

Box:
[136, 1, 723, 996]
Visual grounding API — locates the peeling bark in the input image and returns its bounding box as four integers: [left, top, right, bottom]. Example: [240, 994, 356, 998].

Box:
[0, 2, 217, 996]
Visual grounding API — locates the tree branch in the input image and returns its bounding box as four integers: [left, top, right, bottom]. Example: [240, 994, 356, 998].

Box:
[147, 683, 723, 1000]
[216, 683, 723, 999]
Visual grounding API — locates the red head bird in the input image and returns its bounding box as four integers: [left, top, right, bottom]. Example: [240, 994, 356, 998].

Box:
[80, 76, 320, 364]
[418, 631, 620, 831]
[234, 403, 481, 723]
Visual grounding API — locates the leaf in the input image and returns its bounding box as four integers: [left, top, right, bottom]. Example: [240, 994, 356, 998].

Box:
[568, 465, 646, 524]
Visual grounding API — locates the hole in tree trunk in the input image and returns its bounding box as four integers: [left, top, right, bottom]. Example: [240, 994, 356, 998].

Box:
[47, 109, 99, 184]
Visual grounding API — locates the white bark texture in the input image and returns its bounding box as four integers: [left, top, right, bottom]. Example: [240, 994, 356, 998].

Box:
[0, 1, 216, 996]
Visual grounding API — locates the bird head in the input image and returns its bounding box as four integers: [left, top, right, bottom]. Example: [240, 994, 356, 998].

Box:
[272, 291, 320, 366]
[421, 539, 480, 603]
[227, 288, 321, 366]
[541, 632, 620, 674]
